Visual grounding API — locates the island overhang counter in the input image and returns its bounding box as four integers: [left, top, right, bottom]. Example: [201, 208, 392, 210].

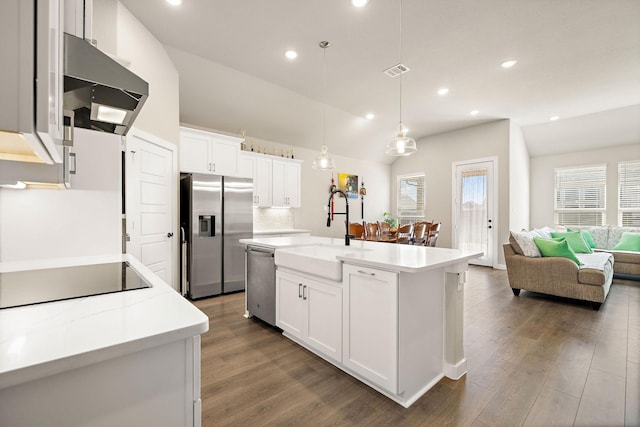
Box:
[240, 236, 482, 407]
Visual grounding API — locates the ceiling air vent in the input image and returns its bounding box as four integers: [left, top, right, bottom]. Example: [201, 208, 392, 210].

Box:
[384, 63, 410, 77]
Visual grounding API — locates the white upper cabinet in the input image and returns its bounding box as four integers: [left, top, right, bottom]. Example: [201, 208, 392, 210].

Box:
[239, 152, 271, 206]
[272, 159, 301, 208]
[239, 152, 301, 208]
[254, 156, 273, 207]
[179, 127, 240, 176]
[0, 0, 65, 165]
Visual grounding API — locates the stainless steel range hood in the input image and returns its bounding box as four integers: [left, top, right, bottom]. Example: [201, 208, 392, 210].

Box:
[63, 33, 149, 135]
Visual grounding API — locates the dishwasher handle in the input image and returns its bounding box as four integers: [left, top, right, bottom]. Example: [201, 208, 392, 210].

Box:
[246, 246, 275, 257]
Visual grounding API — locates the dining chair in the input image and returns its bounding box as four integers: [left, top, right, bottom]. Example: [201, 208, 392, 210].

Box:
[377, 221, 394, 242]
[426, 222, 441, 247]
[395, 223, 414, 244]
[412, 222, 427, 245]
[365, 222, 379, 241]
[348, 222, 365, 240]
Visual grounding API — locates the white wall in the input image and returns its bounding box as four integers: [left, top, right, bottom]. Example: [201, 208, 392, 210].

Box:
[390, 120, 511, 265]
[530, 143, 640, 228]
[509, 122, 530, 232]
[294, 146, 391, 239]
[115, 3, 180, 145]
[0, 130, 121, 261]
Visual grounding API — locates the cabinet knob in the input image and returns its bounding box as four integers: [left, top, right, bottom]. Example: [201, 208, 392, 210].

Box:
[167, 232, 174, 238]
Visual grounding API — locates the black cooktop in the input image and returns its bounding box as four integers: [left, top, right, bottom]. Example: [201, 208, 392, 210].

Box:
[0, 261, 152, 310]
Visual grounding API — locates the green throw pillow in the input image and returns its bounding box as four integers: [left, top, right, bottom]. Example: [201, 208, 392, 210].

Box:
[551, 231, 592, 253]
[612, 232, 640, 252]
[580, 230, 596, 248]
[534, 237, 583, 265]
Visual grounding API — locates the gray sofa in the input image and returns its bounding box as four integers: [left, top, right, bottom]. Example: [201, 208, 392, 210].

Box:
[503, 242, 614, 310]
[503, 225, 640, 310]
[565, 225, 640, 279]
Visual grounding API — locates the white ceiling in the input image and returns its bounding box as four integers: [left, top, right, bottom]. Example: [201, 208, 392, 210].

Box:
[119, 0, 640, 164]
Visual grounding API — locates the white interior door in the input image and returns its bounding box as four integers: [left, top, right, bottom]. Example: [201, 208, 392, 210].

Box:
[452, 158, 496, 267]
[126, 129, 177, 289]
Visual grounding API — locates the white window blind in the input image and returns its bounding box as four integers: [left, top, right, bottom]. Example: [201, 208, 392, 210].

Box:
[554, 164, 606, 226]
[618, 160, 640, 226]
[397, 174, 425, 218]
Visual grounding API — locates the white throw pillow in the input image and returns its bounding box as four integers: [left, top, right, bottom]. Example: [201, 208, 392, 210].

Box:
[511, 230, 542, 257]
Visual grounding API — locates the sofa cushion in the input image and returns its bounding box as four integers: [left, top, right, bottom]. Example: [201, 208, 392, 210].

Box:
[607, 227, 640, 249]
[510, 231, 541, 257]
[576, 252, 614, 286]
[551, 231, 593, 253]
[612, 232, 640, 251]
[568, 228, 597, 248]
[534, 237, 582, 265]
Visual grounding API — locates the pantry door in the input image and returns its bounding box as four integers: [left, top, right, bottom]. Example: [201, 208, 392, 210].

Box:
[452, 158, 497, 267]
[125, 128, 178, 289]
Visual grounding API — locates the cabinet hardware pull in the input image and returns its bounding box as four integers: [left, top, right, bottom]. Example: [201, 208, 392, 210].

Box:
[357, 270, 376, 276]
[298, 283, 302, 298]
[303, 285, 307, 300]
[69, 152, 77, 175]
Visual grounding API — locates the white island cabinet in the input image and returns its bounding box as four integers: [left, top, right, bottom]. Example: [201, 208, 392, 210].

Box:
[240, 236, 482, 408]
[0, 254, 209, 427]
[276, 269, 342, 363]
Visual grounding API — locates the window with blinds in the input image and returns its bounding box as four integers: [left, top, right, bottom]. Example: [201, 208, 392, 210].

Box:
[397, 173, 425, 218]
[554, 164, 606, 226]
[618, 160, 640, 226]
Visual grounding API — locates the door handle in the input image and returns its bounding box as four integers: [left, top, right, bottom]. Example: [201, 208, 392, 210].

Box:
[167, 232, 174, 238]
[298, 283, 302, 298]
[302, 285, 307, 300]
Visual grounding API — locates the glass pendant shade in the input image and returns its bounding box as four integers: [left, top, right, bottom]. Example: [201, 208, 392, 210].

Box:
[312, 144, 336, 170]
[385, 122, 417, 156]
[312, 41, 335, 171]
[386, 0, 417, 157]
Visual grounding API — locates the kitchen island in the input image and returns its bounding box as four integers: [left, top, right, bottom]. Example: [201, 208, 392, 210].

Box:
[240, 236, 482, 407]
[0, 254, 209, 427]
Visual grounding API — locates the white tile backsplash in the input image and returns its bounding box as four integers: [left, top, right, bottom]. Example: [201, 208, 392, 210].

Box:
[253, 208, 295, 231]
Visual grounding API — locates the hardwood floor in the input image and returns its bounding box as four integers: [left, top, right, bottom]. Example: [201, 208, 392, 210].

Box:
[193, 267, 640, 426]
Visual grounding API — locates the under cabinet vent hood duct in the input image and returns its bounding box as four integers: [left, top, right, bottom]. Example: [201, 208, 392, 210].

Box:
[63, 33, 149, 135]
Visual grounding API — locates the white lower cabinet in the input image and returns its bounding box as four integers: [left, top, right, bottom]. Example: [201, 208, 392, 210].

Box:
[276, 269, 342, 362]
[342, 264, 399, 394]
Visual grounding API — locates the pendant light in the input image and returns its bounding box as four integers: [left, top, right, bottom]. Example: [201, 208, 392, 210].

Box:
[385, 0, 417, 156]
[312, 41, 336, 171]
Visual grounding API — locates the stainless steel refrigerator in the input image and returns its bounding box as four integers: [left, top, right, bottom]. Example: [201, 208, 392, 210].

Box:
[180, 173, 253, 299]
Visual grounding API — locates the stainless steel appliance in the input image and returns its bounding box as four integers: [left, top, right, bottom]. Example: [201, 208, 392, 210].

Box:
[246, 245, 276, 326]
[0, 262, 151, 310]
[180, 173, 253, 299]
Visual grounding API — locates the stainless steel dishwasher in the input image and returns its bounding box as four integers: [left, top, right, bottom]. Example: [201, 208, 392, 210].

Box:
[246, 245, 277, 326]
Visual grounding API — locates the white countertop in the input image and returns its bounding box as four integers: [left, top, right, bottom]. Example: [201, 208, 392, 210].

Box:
[240, 236, 482, 273]
[0, 254, 209, 390]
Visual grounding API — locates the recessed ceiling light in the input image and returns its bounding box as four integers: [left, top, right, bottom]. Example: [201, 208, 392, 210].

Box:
[470, 110, 479, 116]
[549, 116, 559, 121]
[352, 0, 369, 7]
[365, 113, 375, 120]
[166, 0, 182, 6]
[501, 59, 518, 68]
[437, 87, 449, 96]
[285, 50, 298, 60]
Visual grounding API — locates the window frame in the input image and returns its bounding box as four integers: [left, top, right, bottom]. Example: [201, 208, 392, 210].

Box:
[396, 173, 425, 219]
[618, 160, 640, 227]
[554, 164, 607, 226]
